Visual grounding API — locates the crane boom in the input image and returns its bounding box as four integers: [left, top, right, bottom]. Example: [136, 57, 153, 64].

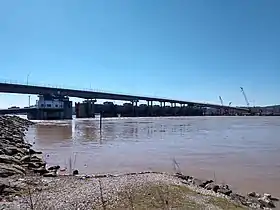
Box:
[240, 87, 250, 107]
[219, 96, 223, 106]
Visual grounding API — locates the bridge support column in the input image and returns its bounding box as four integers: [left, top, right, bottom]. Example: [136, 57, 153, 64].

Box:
[131, 100, 139, 117]
[76, 99, 96, 118]
[147, 100, 153, 116]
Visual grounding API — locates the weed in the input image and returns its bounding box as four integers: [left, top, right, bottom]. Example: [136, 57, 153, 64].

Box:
[172, 157, 181, 174]
[98, 179, 106, 210]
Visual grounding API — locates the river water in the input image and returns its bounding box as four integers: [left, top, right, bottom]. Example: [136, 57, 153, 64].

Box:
[25, 116, 280, 197]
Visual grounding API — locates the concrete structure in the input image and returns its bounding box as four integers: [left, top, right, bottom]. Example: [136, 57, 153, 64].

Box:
[75, 99, 96, 118]
[0, 82, 249, 113]
[1, 82, 258, 119]
[75, 101, 205, 118]
[37, 95, 64, 109]
[27, 94, 72, 120]
[0, 94, 73, 120]
[0, 107, 36, 115]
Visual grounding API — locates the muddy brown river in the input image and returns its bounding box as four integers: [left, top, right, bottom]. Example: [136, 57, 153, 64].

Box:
[25, 116, 280, 197]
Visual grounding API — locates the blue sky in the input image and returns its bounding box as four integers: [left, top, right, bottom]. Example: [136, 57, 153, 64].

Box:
[0, 0, 279, 108]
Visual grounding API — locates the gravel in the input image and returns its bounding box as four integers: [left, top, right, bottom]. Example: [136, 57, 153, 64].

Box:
[0, 172, 247, 210]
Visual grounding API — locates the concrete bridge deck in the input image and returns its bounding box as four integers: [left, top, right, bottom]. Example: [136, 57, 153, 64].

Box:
[0, 82, 249, 112]
[0, 107, 36, 115]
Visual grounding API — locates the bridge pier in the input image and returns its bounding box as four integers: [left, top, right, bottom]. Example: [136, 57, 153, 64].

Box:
[147, 100, 154, 116]
[131, 100, 139, 117]
[75, 99, 96, 118]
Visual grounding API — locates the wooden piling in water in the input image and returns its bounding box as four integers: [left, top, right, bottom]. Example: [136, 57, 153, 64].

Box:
[99, 111, 102, 133]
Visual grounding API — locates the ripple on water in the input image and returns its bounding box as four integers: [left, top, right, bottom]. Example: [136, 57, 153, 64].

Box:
[25, 116, 280, 197]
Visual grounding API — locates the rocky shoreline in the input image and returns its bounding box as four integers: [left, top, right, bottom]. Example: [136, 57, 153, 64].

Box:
[0, 115, 279, 209]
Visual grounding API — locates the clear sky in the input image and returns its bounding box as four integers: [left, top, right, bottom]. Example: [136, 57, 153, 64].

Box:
[0, 0, 279, 108]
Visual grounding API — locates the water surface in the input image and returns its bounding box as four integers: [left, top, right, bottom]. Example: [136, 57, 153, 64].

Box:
[26, 116, 280, 197]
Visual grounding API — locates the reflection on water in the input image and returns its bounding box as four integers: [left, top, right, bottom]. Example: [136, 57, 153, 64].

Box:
[36, 124, 72, 144]
[26, 116, 280, 197]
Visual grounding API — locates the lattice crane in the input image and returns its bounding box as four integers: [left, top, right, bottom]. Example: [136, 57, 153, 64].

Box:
[240, 87, 250, 107]
[219, 96, 224, 106]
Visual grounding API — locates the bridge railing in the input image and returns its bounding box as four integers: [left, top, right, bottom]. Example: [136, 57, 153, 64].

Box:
[0, 78, 177, 102]
[0, 78, 121, 94]
[0, 78, 247, 109]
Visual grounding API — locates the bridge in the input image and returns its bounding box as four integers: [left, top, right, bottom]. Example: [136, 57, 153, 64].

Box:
[0, 82, 248, 112]
[0, 107, 35, 115]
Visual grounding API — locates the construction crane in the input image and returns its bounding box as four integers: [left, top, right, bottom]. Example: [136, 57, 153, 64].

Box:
[240, 87, 250, 107]
[219, 96, 224, 106]
[218, 96, 225, 116]
[240, 87, 254, 115]
[219, 96, 232, 107]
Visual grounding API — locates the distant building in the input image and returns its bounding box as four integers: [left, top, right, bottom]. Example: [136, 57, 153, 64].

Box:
[36, 95, 65, 109]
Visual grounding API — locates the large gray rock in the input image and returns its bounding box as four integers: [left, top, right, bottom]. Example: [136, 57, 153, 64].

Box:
[217, 186, 232, 196]
[10, 164, 26, 174]
[20, 155, 31, 162]
[13, 154, 24, 161]
[16, 143, 31, 149]
[230, 193, 248, 206]
[0, 116, 40, 180]
[2, 148, 13, 156]
[33, 166, 48, 175]
[0, 155, 21, 165]
[29, 148, 42, 155]
[28, 162, 41, 169]
[192, 178, 213, 188]
[48, 165, 60, 171]
[43, 171, 57, 177]
[30, 155, 43, 163]
[0, 164, 25, 177]
[174, 172, 190, 181]
[20, 154, 43, 163]
[5, 146, 27, 155]
[205, 183, 219, 192]
[0, 149, 5, 155]
[0, 179, 10, 194]
[248, 191, 261, 198]
[258, 197, 276, 208]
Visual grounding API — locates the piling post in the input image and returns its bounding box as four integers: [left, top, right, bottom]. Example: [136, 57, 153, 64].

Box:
[99, 111, 102, 133]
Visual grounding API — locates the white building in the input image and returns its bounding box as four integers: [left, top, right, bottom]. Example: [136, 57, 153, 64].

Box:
[36, 95, 64, 109]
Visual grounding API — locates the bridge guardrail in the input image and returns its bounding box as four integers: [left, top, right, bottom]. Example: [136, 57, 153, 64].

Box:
[0, 78, 176, 102]
[0, 78, 247, 109]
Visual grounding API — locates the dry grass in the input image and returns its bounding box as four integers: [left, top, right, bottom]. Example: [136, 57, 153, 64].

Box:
[8, 174, 249, 210]
[207, 197, 247, 210]
[107, 182, 248, 210]
[112, 183, 203, 209]
[98, 179, 106, 210]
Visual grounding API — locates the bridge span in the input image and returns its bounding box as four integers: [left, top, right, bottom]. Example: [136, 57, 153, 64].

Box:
[0, 107, 36, 115]
[0, 82, 248, 112]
